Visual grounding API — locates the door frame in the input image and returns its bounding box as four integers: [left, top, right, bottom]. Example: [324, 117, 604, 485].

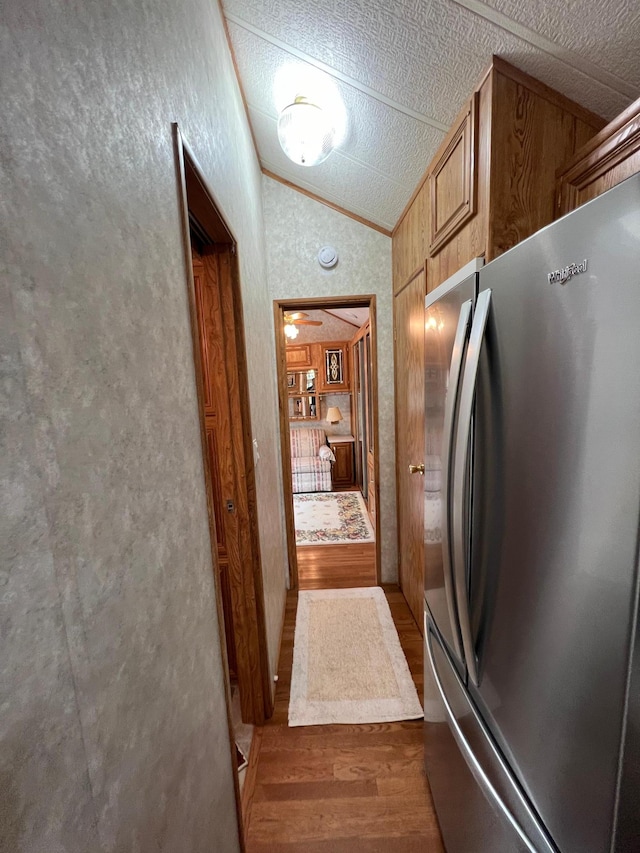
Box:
[273, 295, 381, 589]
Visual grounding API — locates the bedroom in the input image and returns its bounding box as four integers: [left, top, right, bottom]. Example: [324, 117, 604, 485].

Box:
[275, 301, 379, 589]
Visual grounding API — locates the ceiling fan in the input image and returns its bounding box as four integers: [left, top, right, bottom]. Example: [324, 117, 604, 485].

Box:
[283, 311, 322, 339]
[284, 311, 322, 327]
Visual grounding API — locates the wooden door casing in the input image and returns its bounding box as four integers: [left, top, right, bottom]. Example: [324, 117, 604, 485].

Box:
[394, 271, 426, 631]
[350, 338, 361, 491]
[367, 452, 376, 524]
[350, 321, 374, 501]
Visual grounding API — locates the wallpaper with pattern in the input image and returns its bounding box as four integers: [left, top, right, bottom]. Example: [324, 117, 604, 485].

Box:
[263, 176, 397, 581]
[1, 0, 287, 848]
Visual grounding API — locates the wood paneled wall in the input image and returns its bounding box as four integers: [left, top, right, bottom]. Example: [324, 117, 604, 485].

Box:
[488, 69, 600, 259]
[392, 182, 430, 295]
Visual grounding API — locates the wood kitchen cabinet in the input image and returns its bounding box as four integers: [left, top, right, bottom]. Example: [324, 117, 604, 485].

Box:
[315, 341, 350, 393]
[285, 344, 312, 368]
[391, 56, 604, 633]
[556, 95, 640, 216]
[429, 94, 478, 256]
[285, 341, 351, 392]
[393, 56, 604, 297]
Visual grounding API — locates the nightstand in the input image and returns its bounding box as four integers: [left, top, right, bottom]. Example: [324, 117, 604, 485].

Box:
[327, 435, 355, 488]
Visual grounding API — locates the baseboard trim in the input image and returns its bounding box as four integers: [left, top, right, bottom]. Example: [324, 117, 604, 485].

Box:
[271, 590, 288, 705]
[241, 723, 264, 840]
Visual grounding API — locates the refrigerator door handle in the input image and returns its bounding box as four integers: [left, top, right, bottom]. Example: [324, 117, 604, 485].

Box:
[425, 621, 556, 853]
[439, 298, 473, 661]
[452, 288, 492, 687]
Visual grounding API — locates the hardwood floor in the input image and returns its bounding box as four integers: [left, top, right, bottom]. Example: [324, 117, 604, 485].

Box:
[297, 542, 377, 589]
[243, 586, 444, 852]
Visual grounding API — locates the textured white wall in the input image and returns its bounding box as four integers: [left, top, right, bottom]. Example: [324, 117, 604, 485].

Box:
[263, 176, 397, 581]
[0, 0, 287, 849]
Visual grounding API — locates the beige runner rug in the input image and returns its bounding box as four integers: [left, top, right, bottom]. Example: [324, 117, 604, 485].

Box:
[289, 587, 423, 727]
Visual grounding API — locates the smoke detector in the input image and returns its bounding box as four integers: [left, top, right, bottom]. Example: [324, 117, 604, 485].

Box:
[318, 245, 338, 269]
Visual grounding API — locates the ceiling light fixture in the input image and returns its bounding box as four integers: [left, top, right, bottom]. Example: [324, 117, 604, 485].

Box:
[277, 96, 336, 167]
[284, 323, 299, 339]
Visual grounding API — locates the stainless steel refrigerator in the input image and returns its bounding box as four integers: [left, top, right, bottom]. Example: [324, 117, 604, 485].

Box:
[423, 174, 640, 853]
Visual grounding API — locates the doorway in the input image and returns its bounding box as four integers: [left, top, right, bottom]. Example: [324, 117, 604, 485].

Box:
[274, 296, 381, 590]
[173, 126, 272, 839]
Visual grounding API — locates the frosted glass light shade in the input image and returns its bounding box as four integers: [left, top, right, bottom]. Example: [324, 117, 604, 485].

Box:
[284, 323, 299, 339]
[277, 97, 336, 167]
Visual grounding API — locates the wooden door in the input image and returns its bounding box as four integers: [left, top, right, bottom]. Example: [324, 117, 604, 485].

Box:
[192, 250, 237, 676]
[192, 246, 267, 723]
[394, 271, 426, 630]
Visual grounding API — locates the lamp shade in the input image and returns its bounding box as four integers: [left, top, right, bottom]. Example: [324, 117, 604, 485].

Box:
[326, 406, 343, 424]
[277, 96, 336, 167]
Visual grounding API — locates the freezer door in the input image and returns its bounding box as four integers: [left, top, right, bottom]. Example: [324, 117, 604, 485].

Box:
[424, 272, 476, 671]
[424, 614, 556, 853]
[470, 174, 640, 852]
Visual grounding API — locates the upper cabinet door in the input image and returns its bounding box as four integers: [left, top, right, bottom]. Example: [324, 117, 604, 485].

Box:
[429, 93, 479, 256]
[285, 344, 312, 368]
[317, 342, 350, 393]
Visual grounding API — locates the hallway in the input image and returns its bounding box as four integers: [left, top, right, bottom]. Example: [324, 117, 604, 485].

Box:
[297, 542, 377, 589]
[242, 587, 444, 852]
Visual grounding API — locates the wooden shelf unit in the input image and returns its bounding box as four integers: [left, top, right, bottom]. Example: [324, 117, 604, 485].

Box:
[286, 341, 351, 393]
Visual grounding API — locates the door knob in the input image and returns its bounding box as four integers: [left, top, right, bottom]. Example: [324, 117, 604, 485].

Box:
[408, 463, 425, 475]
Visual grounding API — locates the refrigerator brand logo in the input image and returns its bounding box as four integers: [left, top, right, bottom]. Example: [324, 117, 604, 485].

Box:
[547, 259, 588, 285]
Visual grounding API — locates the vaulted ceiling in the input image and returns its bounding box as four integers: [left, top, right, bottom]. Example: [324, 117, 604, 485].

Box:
[223, 0, 639, 232]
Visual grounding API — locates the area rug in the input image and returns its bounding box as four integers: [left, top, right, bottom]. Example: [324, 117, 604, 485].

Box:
[293, 491, 375, 545]
[289, 587, 423, 727]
